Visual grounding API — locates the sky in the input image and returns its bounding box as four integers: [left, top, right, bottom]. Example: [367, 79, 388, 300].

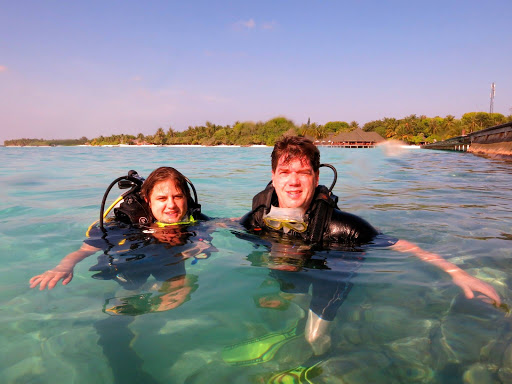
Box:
[1, 0, 511, 143]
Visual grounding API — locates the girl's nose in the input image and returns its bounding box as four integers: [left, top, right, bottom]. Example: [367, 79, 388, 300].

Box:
[167, 198, 177, 208]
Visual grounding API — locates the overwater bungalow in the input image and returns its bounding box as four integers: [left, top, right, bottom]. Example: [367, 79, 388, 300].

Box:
[318, 128, 385, 148]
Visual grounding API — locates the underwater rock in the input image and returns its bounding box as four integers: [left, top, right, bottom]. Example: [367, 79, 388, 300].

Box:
[345, 304, 435, 345]
[503, 342, 512, 370]
[316, 349, 392, 383]
[390, 361, 434, 383]
[337, 322, 363, 346]
[387, 337, 434, 383]
[158, 316, 216, 335]
[167, 349, 226, 384]
[431, 294, 503, 369]
[389, 336, 432, 364]
[3, 356, 45, 383]
[462, 363, 495, 384]
[498, 367, 512, 383]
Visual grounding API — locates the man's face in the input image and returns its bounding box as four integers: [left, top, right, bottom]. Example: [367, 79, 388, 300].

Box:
[271, 156, 319, 211]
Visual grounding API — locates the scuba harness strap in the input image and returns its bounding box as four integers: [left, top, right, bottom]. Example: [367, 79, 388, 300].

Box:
[250, 182, 276, 226]
[306, 185, 338, 244]
[99, 171, 151, 230]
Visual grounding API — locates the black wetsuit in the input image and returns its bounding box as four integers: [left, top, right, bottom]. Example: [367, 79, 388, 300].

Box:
[240, 184, 395, 321]
[240, 184, 379, 247]
[85, 213, 213, 290]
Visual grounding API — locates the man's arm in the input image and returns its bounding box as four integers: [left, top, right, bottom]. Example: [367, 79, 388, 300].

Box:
[29, 243, 101, 290]
[392, 239, 500, 305]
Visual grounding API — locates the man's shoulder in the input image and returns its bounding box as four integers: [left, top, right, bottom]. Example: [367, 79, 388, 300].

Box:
[325, 208, 379, 244]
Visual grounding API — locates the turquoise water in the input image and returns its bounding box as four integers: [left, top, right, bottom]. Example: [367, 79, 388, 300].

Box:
[2, 146, 512, 383]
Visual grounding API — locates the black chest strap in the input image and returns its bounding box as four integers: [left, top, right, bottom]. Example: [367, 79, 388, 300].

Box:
[306, 186, 338, 244]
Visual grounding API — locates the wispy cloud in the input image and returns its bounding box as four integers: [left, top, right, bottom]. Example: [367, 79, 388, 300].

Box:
[262, 21, 277, 30]
[132, 75, 143, 82]
[234, 18, 256, 30]
[0, 65, 7, 73]
[233, 19, 277, 31]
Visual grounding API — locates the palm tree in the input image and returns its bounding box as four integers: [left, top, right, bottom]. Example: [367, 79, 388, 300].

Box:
[349, 121, 360, 130]
[314, 124, 326, 139]
[403, 114, 418, 136]
[441, 115, 455, 137]
[383, 117, 398, 138]
[154, 128, 166, 145]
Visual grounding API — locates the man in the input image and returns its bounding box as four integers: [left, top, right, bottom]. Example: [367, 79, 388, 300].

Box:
[241, 135, 500, 354]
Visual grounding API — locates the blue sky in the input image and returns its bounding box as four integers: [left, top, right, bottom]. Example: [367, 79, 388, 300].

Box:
[1, 1, 511, 143]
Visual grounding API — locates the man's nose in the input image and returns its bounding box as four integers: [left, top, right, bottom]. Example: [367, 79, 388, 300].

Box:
[289, 172, 300, 184]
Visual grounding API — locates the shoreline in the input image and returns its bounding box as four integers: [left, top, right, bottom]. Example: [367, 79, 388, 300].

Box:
[3, 144, 271, 148]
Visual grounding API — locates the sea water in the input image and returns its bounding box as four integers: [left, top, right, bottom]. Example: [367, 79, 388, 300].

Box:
[1, 146, 512, 383]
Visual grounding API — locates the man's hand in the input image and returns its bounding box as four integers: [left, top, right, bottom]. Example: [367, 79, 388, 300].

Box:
[392, 239, 501, 306]
[448, 268, 501, 305]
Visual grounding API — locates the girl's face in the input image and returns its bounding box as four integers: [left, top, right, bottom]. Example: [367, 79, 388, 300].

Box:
[148, 179, 188, 223]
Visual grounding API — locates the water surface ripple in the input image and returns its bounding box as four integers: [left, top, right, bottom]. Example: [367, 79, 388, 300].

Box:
[1, 146, 512, 384]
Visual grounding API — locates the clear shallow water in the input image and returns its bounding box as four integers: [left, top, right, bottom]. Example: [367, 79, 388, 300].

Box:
[2, 146, 512, 383]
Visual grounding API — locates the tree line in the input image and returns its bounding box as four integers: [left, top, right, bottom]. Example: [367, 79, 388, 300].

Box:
[5, 112, 512, 147]
[362, 112, 511, 144]
[4, 137, 89, 147]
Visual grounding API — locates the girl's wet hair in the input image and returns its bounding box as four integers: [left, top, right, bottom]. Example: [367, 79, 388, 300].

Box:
[141, 167, 192, 205]
[271, 136, 320, 173]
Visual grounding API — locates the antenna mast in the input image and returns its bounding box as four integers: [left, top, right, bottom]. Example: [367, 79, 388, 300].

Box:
[490, 82, 495, 114]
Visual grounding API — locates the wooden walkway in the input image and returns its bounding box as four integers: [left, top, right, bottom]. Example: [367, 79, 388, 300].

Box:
[421, 122, 512, 156]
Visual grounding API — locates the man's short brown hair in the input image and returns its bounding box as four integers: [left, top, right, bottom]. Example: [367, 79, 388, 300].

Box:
[271, 136, 320, 173]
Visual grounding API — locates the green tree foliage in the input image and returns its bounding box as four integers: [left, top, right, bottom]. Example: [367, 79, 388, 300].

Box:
[6, 112, 510, 147]
[349, 121, 360, 130]
[153, 128, 166, 145]
[363, 112, 507, 144]
[324, 121, 350, 133]
[4, 137, 89, 146]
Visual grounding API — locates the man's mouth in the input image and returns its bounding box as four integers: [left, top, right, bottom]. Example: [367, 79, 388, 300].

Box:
[285, 190, 302, 198]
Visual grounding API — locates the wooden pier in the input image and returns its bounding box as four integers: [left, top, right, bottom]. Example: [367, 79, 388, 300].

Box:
[421, 122, 512, 158]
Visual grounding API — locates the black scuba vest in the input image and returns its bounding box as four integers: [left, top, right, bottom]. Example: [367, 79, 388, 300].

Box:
[241, 184, 379, 246]
[114, 191, 152, 226]
[241, 184, 339, 244]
